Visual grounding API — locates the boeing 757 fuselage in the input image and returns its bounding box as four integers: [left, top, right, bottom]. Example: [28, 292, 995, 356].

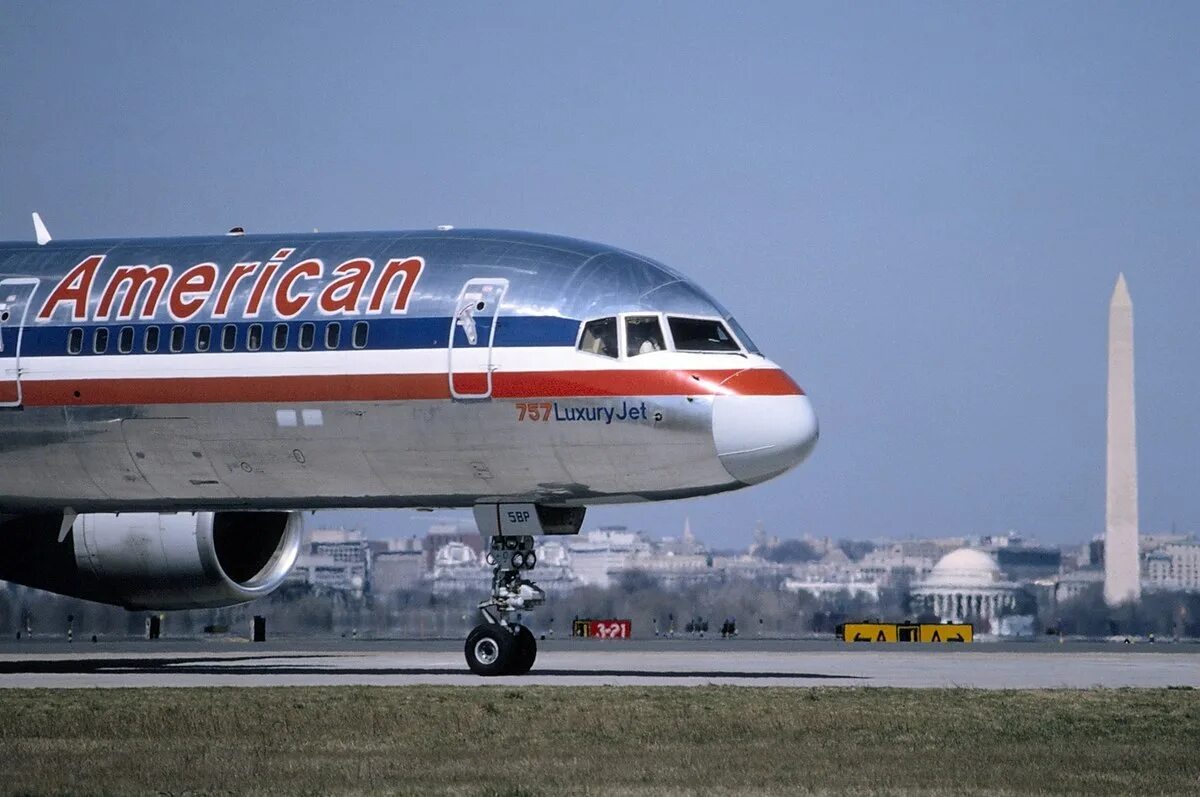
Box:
[0, 226, 818, 674]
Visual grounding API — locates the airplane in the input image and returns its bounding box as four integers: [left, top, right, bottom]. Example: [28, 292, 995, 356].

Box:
[0, 216, 818, 675]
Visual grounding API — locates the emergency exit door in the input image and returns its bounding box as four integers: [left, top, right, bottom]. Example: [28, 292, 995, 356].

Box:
[448, 278, 507, 399]
[0, 278, 40, 407]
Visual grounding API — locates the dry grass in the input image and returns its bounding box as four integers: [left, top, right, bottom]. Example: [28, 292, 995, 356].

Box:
[0, 687, 1196, 796]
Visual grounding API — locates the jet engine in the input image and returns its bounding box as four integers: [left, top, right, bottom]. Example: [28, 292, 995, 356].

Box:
[0, 510, 302, 610]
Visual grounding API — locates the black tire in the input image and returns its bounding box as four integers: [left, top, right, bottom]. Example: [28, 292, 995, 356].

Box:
[465, 624, 514, 676]
[507, 624, 537, 675]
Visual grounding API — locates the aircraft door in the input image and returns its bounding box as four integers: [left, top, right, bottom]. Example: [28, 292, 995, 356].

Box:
[0, 278, 40, 408]
[448, 278, 508, 399]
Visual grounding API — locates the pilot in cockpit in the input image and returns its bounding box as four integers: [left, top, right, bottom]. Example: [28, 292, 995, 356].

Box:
[580, 317, 618, 357]
[625, 315, 665, 357]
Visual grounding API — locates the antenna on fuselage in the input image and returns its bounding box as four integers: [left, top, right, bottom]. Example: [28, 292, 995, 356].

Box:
[32, 212, 51, 245]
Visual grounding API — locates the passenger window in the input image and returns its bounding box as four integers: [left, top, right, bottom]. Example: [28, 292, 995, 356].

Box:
[196, 325, 211, 353]
[352, 321, 368, 349]
[144, 326, 160, 353]
[221, 324, 237, 352]
[247, 323, 263, 352]
[118, 326, 134, 354]
[325, 322, 341, 350]
[625, 315, 666, 357]
[67, 328, 83, 355]
[273, 323, 288, 351]
[93, 328, 109, 354]
[667, 317, 740, 352]
[578, 317, 618, 358]
[170, 325, 185, 353]
[299, 322, 315, 351]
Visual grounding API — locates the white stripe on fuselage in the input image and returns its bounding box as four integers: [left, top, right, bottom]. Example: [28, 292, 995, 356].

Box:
[17, 348, 772, 382]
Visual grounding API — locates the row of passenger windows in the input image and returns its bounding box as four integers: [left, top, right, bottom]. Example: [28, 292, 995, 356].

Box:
[67, 321, 370, 355]
[578, 315, 741, 359]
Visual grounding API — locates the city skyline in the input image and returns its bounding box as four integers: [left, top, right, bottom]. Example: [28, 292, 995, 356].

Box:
[311, 507, 1140, 551]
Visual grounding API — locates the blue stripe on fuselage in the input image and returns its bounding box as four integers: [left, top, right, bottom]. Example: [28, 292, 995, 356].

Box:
[4, 315, 581, 357]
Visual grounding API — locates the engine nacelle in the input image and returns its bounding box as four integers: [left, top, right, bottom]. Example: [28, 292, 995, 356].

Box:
[0, 510, 302, 610]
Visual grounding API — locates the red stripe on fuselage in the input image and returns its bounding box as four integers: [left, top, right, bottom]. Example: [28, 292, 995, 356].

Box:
[19, 368, 802, 407]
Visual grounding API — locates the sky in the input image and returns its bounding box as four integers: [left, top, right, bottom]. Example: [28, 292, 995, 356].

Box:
[2, 3, 1198, 547]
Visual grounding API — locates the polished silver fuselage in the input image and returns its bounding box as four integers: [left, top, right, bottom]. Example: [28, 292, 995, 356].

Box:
[0, 229, 814, 513]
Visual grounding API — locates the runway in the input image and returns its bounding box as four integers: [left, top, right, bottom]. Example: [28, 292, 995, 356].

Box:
[1, 639, 1197, 688]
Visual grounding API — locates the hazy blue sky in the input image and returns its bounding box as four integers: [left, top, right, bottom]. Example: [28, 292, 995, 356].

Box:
[2, 3, 1197, 547]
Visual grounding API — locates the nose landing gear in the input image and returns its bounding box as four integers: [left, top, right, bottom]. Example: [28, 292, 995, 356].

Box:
[464, 535, 543, 676]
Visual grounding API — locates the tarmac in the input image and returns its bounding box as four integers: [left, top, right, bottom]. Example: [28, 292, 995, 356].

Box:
[0, 638, 1197, 688]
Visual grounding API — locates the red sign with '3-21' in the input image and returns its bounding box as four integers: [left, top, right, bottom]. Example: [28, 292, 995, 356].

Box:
[590, 619, 631, 639]
[572, 618, 632, 638]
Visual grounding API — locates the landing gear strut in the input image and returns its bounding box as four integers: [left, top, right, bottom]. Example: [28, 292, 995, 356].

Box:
[464, 535, 543, 676]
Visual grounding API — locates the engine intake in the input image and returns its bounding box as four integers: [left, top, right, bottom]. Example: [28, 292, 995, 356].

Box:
[0, 510, 302, 610]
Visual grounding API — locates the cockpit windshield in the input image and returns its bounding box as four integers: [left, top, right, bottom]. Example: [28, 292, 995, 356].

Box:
[578, 314, 752, 358]
[667, 317, 741, 352]
[579, 317, 618, 358]
[625, 315, 666, 356]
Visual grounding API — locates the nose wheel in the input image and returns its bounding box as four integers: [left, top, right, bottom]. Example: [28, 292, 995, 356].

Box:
[464, 624, 515, 676]
[465, 535, 543, 676]
[464, 622, 537, 676]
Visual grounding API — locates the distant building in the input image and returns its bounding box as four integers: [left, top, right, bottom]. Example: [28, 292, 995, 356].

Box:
[311, 539, 369, 564]
[387, 535, 423, 553]
[891, 538, 968, 562]
[781, 578, 879, 600]
[1143, 543, 1200, 591]
[857, 546, 934, 587]
[428, 540, 489, 594]
[289, 528, 370, 596]
[1053, 568, 1103, 604]
[657, 517, 705, 557]
[288, 555, 367, 597]
[306, 527, 366, 545]
[995, 547, 1062, 581]
[565, 528, 652, 587]
[531, 540, 579, 594]
[1058, 544, 1092, 573]
[749, 522, 780, 557]
[371, 550, 424, 593]
[1141, 532, 1194, 550]
[422, 524, 485, 571]
[910, 548, 1019, 631]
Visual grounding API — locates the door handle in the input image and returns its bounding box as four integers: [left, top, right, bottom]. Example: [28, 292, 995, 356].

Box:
[456, 300, 486, 346]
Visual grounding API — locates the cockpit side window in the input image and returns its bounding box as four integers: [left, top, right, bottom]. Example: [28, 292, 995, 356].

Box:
[667, 316, 741, 352]
[625, 315, 666, 357]
[578, 317, 618, 358]
[725, 316, 761, 355]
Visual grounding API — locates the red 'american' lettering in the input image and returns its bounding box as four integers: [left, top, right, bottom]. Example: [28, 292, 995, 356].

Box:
[37, 251, 425, 322]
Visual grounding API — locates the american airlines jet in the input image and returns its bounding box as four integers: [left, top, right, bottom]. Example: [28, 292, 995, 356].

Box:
[0, 218, 818, 675]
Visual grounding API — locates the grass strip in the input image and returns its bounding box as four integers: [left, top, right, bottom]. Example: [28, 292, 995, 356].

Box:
[0, 687, 1196, 796]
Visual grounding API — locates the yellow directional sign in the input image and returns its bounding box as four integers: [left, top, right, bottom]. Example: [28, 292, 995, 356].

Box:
[919, 623, 972, 643]
[837, 621, 973, 643]
[842, 622, 896, 642]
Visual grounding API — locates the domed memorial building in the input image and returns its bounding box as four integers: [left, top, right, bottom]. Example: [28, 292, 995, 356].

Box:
[911, 548, 1019, 630]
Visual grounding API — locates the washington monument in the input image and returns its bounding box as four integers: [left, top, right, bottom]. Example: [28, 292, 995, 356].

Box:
[1105, 273, 1140, 606]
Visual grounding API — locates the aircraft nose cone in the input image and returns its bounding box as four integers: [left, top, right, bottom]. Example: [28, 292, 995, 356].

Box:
[713, 394, 819, 485]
